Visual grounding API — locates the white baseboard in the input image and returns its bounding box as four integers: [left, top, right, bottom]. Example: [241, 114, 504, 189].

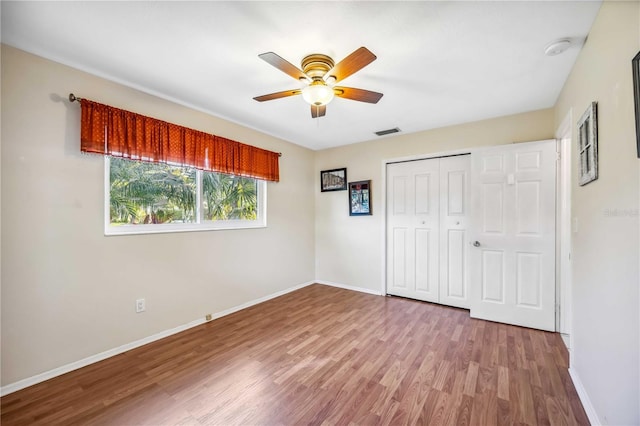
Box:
[0, 280, 315, 397]
[316, 279, 384, 296]
[560, 333, 570, 350]
[207, 281, 314, 321]
[569, 367, 602, 425]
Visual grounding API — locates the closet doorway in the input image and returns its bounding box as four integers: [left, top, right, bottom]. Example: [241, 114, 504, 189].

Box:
[386, 154, 471, 309]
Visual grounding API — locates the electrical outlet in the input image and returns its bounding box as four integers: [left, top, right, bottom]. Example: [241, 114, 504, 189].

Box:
[205, 314, 212, 321]
[136, 298, 146, 313]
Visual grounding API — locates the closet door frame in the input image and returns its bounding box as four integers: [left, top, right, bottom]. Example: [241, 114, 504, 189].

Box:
[380, 148, 473, 298]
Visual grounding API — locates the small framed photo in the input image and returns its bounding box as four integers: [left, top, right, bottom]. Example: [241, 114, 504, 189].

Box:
[577, 102, 598, 186]
[349, 180, 372, 216]
[632, 50, 640, 158]
[320, 168, 347, 192]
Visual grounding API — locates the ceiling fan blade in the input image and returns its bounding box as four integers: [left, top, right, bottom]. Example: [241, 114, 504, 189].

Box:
[324, 47, 377, 83]
[258, 52, 309, 82]
[253, 89, 302, 102]
[311, 105, 326, 118]
[333, 87, 383, 104]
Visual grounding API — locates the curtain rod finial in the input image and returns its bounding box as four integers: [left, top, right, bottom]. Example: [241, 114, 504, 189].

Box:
[69, 93, 82, 103]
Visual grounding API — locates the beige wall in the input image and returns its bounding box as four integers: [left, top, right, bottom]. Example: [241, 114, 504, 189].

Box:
[553, 1, 640, 424]
[315, 108, 554, 292]
[0, 45, 316, 386]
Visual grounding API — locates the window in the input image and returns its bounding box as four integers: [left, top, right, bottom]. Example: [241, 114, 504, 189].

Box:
[577, 101, 598, 186]
[105, 157, 266, 235]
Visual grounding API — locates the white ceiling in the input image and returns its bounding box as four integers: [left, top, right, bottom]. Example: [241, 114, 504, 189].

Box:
[1, 1, 602, 150]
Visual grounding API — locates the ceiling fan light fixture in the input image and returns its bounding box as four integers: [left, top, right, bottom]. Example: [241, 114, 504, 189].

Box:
[254, 47, 380, 118]
[301, 82, 335, 106]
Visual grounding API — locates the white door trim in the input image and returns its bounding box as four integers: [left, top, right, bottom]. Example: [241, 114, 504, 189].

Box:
[556, 110, 573, 359]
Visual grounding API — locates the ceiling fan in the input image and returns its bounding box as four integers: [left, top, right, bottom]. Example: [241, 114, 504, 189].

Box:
[253, 47, 383, 118]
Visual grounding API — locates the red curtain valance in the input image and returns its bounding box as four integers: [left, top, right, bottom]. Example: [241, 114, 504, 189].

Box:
[80, 99, 279, 182]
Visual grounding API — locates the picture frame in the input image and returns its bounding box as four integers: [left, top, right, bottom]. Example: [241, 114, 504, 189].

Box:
[320, 168, 347, 192]
[577, 101, 598, 186]
[633, 50, 640, 158]
[349, 180, 372, 216]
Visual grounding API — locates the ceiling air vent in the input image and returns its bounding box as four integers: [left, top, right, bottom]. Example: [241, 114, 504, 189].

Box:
[375, 127, 401, 136]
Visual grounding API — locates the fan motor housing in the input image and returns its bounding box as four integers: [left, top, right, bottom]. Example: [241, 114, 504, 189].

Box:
[301, 54, 334, 79]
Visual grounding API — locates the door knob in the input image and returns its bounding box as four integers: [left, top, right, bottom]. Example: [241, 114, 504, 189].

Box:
[473, 241, 481, 247]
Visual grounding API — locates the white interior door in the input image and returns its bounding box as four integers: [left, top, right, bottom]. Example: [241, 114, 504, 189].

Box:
[469, 140, 556, 331]
[386, 160, 440, 303]
[439, 155, 470, 308]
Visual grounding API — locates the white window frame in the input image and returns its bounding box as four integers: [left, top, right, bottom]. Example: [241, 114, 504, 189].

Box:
[104, 157, 267, 236]
[577, 101, 598, 186]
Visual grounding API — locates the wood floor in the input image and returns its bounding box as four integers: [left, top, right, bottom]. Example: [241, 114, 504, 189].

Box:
[1, 284, 589, 425]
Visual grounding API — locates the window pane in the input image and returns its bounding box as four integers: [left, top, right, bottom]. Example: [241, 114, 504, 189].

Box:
[579, 122, 588, 150]
[584, 146, 592, 173]
[202, 172, 258, 221]
[109, 158, 196, 225]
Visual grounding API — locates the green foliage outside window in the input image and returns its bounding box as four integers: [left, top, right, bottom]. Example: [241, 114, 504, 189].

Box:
[202, 172, 257, 221]
[109, 158, 258, 225]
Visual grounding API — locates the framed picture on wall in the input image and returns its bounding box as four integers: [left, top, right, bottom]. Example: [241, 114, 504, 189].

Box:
[320, 168, 347, 192]
[577, 101, 598, 186]
[632, 50, 640, 158]
[349, 180, 372, 216]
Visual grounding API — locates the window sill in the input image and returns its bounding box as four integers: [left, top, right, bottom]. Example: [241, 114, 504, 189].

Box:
[104, 221, 266, 236]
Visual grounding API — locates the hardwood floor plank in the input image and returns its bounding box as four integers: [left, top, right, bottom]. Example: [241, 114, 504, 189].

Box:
[497, 397, 512, 425]
[476, 365, 498, 394]
[377, 398, 400, 426]
[470, 390, 498, 425]
[1, 285, 589, 426]
[516, 369, 536, 423]
[463, 361, 479, 397]
[532, 383, 552, 425]
[442, 371, 467, 425]
[497, 365, 510, 401]
[455, 394, 474, 426]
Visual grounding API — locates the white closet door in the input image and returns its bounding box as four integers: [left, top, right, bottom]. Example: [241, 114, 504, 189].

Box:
[439, 155, 470, 308]
[386, 160, 440, 303]
[469, 140, 556, 331]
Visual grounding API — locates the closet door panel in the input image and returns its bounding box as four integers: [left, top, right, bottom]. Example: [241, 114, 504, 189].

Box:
[439, 155, 470, 308]
[386, 160, 439, 303]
